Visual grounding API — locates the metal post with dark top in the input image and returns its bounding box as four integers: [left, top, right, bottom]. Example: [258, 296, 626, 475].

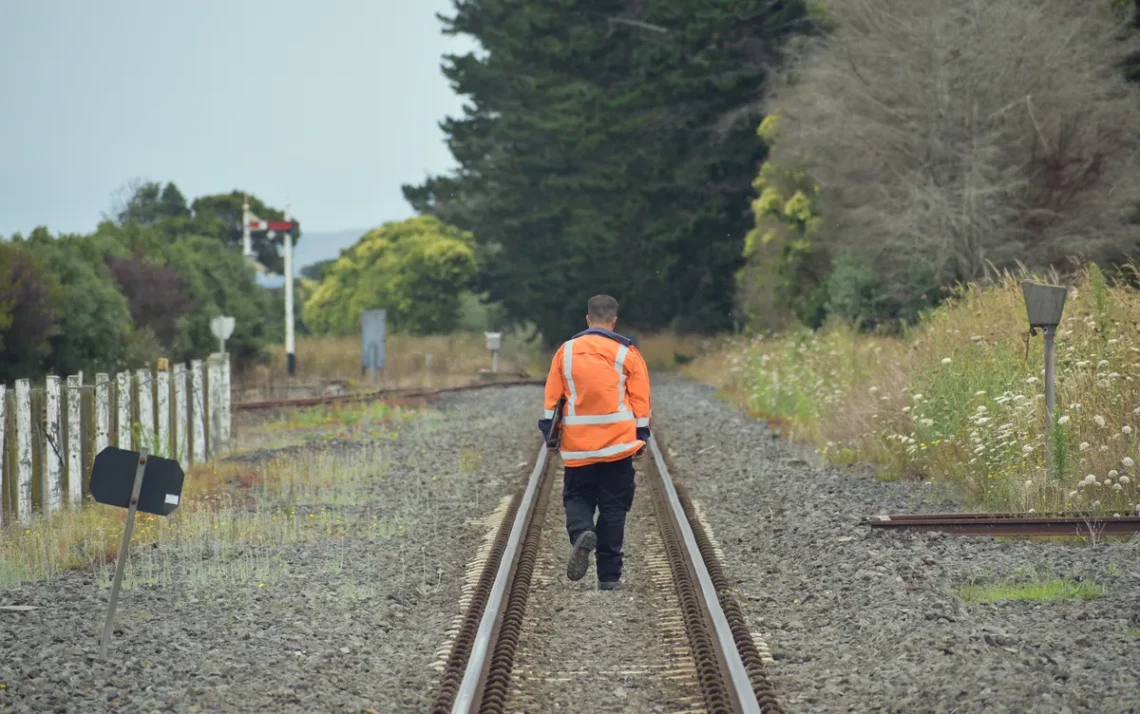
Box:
[99, 446, 149, 659]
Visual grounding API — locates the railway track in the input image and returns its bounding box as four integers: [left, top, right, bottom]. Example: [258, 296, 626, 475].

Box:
[429, 435, 783, 714]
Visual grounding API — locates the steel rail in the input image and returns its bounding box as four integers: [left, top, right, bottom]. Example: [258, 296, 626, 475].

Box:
[450, 443, 551, 714]
[866, 512, 1140, 536]
[648, 435, 763, 714]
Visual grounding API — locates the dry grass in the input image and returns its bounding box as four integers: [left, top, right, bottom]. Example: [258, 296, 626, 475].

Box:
[691, 267, 1140, 513]
[236, 330, 544, 399]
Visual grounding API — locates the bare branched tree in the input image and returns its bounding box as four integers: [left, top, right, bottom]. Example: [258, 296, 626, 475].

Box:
[765, 0, 1140, 293]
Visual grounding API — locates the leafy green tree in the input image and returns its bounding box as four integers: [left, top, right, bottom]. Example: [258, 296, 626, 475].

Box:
[304, 216, 478, 335]
[22, 227, 135, 376]
[404, 0, 809, 344]
[0, 240, 57, 382]
[115, 182, 295, 274]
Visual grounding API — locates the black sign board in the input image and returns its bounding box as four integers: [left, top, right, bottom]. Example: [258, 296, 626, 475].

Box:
[90, 447, 184, 516]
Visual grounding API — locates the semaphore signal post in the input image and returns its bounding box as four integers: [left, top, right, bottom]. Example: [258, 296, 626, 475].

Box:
[241, 199, 300, 376]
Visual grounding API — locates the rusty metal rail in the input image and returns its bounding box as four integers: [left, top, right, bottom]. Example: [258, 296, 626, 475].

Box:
[428, 434, 783, 714]
[866, 511, 1140, 537]
[234, 377, 543, 411]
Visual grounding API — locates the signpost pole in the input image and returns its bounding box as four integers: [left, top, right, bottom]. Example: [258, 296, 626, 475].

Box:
[100, 446, 149, 660]
[284, 202, 296, 377]
[1043, 324, 1057, 474]
[241, 200, 252, 257]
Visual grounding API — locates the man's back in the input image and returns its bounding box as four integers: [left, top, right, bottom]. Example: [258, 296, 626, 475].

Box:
[542, 328, 652, 468]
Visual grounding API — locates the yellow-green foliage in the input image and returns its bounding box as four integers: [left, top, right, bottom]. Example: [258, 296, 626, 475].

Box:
[303, 216, 478, 336]
[698, 268, 1140, 514]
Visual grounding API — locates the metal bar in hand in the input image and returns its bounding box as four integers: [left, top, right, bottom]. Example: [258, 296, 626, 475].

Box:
[99, 446, 149, 659]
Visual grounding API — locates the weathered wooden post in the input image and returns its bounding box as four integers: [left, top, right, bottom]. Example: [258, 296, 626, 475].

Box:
[44, 375, 62, 514]
[15, 379, 33, 523]
[116, 371, 131, 450]
[66, 374, 82, 506]
[174, 364, 188, 468]
[95, 374, 111, 454]
[191, 360, 206, 463]
[156, 360, 170, 458]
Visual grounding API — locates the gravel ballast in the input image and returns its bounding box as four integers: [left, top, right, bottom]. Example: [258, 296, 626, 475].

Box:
[0, 387, 540, 714]
[652, 375, 1140, 714]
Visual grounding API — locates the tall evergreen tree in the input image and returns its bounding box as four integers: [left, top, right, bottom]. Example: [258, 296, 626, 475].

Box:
[405, 0, 808, 343]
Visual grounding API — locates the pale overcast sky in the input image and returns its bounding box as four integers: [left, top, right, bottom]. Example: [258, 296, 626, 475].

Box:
[0, 0, 477, 236]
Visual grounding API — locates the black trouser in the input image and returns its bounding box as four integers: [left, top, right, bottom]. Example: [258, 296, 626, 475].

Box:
[563, 456, 636, 582]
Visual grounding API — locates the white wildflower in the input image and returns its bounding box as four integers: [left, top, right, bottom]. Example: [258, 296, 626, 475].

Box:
[1079, 442, 1091, 451]
[1114, 483, 1124, 491]
[1120, 475, 1131, 485]
[920, 418, 934, 428]
[1026, 376, 1039, 385]
[1022, 444, 1034, 454]
[913, 394, 924, 401]
[1098, 360, 1110, 368]
[1095, 415, 1107, 427]
[1123, 457, 1135, 468]
[1057, 415, 1070, 425]
[1084, 474, 1097, 485]
[1094, 500, 1102, 507]
[976, 405, 988, 413]
[1109, 470, 1119, 478]
[974, 390, 986, 397]
[1125, 425, 1134, 435]
[902, 406, 911, 414]
[941, 357, 952, 365]
[1068, 490, 1079, 498]
[869, 386, 878, 393]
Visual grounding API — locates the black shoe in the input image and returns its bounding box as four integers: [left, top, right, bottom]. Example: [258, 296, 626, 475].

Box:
[598, 580, 621, 591]
[566, 530, 597, 581]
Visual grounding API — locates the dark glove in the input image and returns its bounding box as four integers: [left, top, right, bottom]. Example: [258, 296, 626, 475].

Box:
[538, 418, 553, 442]
[636, 426, 650, 443]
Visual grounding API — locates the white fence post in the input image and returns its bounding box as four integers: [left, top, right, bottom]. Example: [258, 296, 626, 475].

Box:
[208, 355, 223, 455]
[66, 374, 82, 507]
[44, 375, 62, 515]
[174, 364, 188, 468]
[15, 379, 33, 523]
[95, 373, 110, 454]
[116, 371, 131, 450]
[0, 384, 6, 527]
[191, 360, 206, 463]
[221, 355, 231, 445]
[157, 367, 170, 458]
[137, 368, 154, 452]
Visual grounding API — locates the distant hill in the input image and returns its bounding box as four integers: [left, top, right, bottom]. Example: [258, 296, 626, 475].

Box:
[255, 227, 366, 287]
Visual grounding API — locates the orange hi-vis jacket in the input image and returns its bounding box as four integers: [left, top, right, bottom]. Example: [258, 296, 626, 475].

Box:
[540, 328, 652, 468]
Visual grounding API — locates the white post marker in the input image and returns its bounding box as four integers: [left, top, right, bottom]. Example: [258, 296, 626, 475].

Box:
[190, 360, 206, 463]
[283, 202, 296, 377]
[0, 384, 6, 527]
[44, 375, 62, 514]
[137, 369, 154, 453]
[116, 372, 132, 450]
[95, 374, 110, 454]
[174, 364, 188, 468]
[210, 315, 235, 356]
[15, 379, 33, 523]
[157, 367, 170, 458]
[99, 446, 149, 660]
[485, 332, 502, 374]
[67, 374, 83, 506]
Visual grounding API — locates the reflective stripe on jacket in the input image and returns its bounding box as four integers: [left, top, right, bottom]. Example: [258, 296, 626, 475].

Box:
[541, 329, 652, 467]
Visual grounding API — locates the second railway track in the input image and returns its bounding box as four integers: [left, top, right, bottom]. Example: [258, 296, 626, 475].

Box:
[429, 434, 784, 714]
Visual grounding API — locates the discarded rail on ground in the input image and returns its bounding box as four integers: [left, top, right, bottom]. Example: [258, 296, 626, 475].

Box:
[233, 377, 544, 411]
[428, 435, 784, 714]
[866, 511, 1140, 537]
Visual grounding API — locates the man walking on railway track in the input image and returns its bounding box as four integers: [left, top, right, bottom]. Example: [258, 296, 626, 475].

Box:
[538, 295, 652, 591]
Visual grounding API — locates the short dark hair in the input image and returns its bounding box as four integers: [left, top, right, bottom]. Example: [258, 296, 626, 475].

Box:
[587, 295, 619, 321]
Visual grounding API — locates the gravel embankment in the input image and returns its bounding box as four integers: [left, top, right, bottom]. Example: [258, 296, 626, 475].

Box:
[652, 375, 1140, 714]
[0, 386, 542, 714]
